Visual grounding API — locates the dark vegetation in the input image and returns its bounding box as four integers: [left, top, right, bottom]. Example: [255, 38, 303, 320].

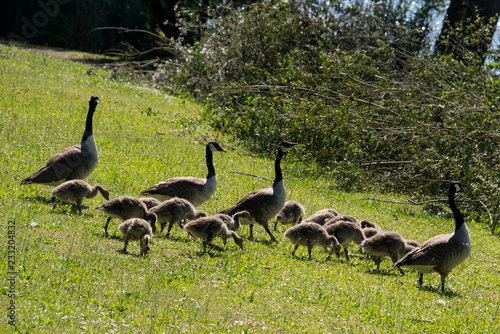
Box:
[2, 0, 500, 227]
[153, 0, 500, 227]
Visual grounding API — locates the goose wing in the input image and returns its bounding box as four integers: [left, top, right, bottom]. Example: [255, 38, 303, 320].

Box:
[21, 144, 86, 185]
[394, 233, 456, 267]
[140, 177, 205, 199]
[220, 188, 278, 222]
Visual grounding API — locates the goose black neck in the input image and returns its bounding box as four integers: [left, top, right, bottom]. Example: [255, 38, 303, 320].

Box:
[273, 148, 285, 187]
[81, 103, 97, 142]
[206, 145, 215, 178]
[449, 185, 464, 231]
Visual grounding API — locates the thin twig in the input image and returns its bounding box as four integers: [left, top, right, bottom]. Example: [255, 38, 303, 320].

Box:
[229, 171, 273, 181]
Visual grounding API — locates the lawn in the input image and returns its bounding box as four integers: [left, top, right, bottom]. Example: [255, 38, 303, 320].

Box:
[1, 44, 499, 333]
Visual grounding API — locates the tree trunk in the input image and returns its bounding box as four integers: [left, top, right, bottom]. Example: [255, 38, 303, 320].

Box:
[435, 0, 500, 64]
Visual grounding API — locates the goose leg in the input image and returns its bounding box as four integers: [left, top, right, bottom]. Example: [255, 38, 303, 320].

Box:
[418, 273, 424, 287]
[249, 224, 254, 240]
[165, 221, 175, 238]
[344, 247, 350, 262]
[307, 243, 313, 260]
[104, 217, 113, 237]
[263, 225, 278, 243]
[122, 238, 129, 254]
[291, 245, 299, 257]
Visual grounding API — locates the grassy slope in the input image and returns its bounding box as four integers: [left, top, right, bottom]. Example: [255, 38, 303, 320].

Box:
[0, 45, 499, 333]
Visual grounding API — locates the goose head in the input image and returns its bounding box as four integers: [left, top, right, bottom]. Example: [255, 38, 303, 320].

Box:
[89, 96, 100, 107]
[208, 142, 226, 152]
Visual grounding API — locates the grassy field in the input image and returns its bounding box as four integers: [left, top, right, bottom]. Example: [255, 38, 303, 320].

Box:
[1, 44, 499, 333]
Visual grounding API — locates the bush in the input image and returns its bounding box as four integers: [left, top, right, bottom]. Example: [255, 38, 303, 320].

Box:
[155, 0, 500, 225]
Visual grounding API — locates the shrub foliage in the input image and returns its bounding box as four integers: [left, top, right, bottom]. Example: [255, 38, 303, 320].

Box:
[155, 0, 500, 224]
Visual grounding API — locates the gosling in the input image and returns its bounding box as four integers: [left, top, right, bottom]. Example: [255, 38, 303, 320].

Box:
[302, 208, 339, 225]
[183, 215, 244, 252]
[139, 197, 161, 210]
[51, 180, 109, 214]
[214, 211, 252, 232]
[149, 197, 207, 237]
[274, 200, 305, 231]
[118, 218, 154, 256]
[283, 222, 341, 260]
[360, 231, 417, 274]
[96, 195, 157, 237]
[324, 220, 365, 261]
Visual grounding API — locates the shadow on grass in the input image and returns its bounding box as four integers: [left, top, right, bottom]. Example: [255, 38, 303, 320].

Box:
[417, 283, 461, 298]
[364, 268, 402, 277]
[22, 194, 54, 205]
[115, 249, 149, 258]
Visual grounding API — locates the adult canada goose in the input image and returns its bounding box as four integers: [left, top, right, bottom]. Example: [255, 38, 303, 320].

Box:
[96, 196, 157, 237]
[21, 96, 100, 186]
[302, 208, 339, 225]
[118, 218, 154, 255]
[140, 142, 226, 207]
[274, 200, 305, 231]
[324, 219, 366, 261]
[360, 231, 416, 274]
[283, 222, 342, 260]
[51, 180, 109, 214]
[149, 197, 207, 237]
[219, 141, 298, 243]
[183, 215, 244, 252]
[393, 181, 471, 292]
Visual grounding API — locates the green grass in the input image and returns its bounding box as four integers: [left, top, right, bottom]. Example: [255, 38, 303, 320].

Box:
[1, 44, 499, 333]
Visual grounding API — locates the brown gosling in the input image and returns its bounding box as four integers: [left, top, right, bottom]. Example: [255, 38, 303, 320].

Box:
[324, 214, 360, 226]
[118, 218, 154, 256]
[302, 208, 339, 225]
[51, 180, 109, 214]
[283, 222, 342, 260]
[324, 220, 365, 261]
[21, 96, 100, 186]
[360, 219, 381, 230]
[214, 211, 252, 232]
[360, 231, 416, 274]
[96, 195, 157, 237]
[183, 215, 244, 252]
[139, 197, 161, 210]
[393, 181, 470, 292]
[219, 142, 298, 243]
[274, 200, 305, 231]
[149, 197, 207, 237]
[362, 227, 381, 239]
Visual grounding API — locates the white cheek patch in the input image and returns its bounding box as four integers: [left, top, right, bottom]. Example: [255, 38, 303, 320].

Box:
[454, 184, 461, 191]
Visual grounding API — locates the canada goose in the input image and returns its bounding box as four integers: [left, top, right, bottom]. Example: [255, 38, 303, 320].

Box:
[118, 218, 154, 255]
[139, 197, 161, 210]
[274, 200, 305, 231]
[140, 142, 226, 206]
[149, 197, 207, 237]
[360, 231, 416, 274]
[21, 96, 100, 186]
[360, 219, 381, 230]
[219, 141, 298, 243]
[302, 208, 339, 225]
[51, 179, 109, 214]
[324, 220, 365, 261]
[183, 215, 244, 252]
[283, 222, 342, 260]
[214, 210, 252, 232]
[96, 195, 157, 237]
[393, 182, 470, 292]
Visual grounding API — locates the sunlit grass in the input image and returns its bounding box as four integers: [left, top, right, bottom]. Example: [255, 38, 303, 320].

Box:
[1, 44, 499, 333]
